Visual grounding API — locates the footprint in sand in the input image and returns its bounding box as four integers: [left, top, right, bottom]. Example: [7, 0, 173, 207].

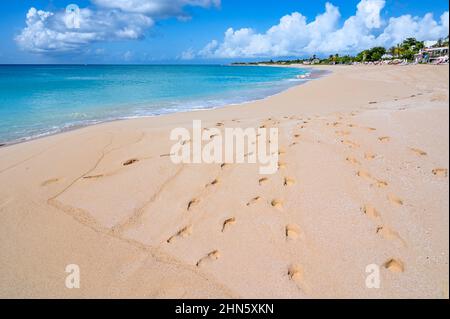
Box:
[388, 194, 403, 206]
[220, 163, 227, 169]
[288, 265, 307, 290]
[409, 148, 427, 156]
[384, 258, 405, 273]
[278, 162, 287, 170]
[378, 136, 391, 143]
[372, 179, 388, 189]
[432, 168, 448, 177]
[187, 198, 200, 211]
[357, 170, 373, 181]
[167, 225, 193, 243]
[41, 178, 59, 187]
[222, 217, 236, 232]
[216, 122, 224, 127]
[246, 196, 261, 206]
[196, 250, 220, 267]
[259, 177, 269, 186]
[284, 177, 296, 186]
[285, 224, 301, 240]
[335, 130, 351, 137]
[83, 174, 104, 180]
[271, 199, 284, 211]
[362, 204, 380, 220]
[206, 178, 220, 187]
[376, 225, 406, 246]
[364, 152, 377, 160]
[123, 158, 139, 166]
[341, 139, 360, 148]
[346, 156, 361, 165]
[278, 147, 287, 155]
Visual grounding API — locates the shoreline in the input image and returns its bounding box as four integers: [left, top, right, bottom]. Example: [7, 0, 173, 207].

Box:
[0, 65, 320, 148]
[0, 64, 448, 298]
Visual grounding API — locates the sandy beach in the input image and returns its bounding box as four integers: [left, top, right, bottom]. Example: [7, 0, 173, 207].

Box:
[0, 64, 448, 298]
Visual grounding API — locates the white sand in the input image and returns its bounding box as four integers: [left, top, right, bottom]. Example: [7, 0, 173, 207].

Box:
[0, 65, 448, 298]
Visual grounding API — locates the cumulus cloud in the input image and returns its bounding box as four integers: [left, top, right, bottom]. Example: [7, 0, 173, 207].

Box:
[16, 7, 153, 53]
[16, 0, 220, 53]
[198, 0, 449, 58]
[92, 0, 220, 19]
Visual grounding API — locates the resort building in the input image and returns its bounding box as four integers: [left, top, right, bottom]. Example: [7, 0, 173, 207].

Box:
[415, 46, 449, 64]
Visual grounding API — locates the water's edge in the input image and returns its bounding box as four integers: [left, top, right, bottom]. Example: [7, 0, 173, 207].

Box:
[0, 66, 330, 148]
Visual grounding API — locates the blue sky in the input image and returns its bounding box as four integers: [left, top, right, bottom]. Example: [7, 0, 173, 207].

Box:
[0, 0, 448, 64]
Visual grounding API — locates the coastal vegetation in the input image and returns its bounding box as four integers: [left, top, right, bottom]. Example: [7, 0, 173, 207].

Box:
[232, 36, 449, 65]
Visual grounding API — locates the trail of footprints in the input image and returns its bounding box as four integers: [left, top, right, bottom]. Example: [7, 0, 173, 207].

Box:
[141, 111, 446, 290]
[159, 117, 308, 291]
[330, 108, 450, 273]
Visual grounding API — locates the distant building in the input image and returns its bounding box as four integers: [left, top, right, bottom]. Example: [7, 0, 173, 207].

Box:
[415, 47, 449, 64]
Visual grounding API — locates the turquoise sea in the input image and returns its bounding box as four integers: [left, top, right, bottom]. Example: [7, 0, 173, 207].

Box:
[0, 65, 310, 144]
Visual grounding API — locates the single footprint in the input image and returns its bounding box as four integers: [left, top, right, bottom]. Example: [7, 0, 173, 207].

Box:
[83, 174, 104, 179]
[196, 250, 220, 267]
[372, 179, 388, 188]
[378, 136, 391, 143]
[376, 225, 406, 246]
[216, 122, 224, 127]
[335, 130, 351, 136]
[167, 225, 193, 243]
[123, 159, 139, 166]
[357, 170, 373, 181]
[341, 139, 360, 148]
[288, 265, 305, 288]
[410, 148, 427, 156]
[284, 177, 296, 186]
[246, 196, 261, 206]
[285, 224, 300, 240]
[206, 178, 220, 187]
[220, 163, 227, 169]
[384, 258, 405, 273]
[278, 147, 287, 155]
[388, 194, 403, 206]
[271, 199, 284, 211]
[222, 217, 236, 232]
[432, 168, 448, 177]
[346, 156, 361, 165]
[259, 177, 269, 186]
[278, 162, 287, 169]
[41, 178, 59, 187]
[187, 198, 200, 211]
[362, 204, 380, 220]
[365, 152, 376, 160]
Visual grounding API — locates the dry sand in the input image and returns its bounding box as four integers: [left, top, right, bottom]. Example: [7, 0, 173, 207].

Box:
[0, 65, 448, 298]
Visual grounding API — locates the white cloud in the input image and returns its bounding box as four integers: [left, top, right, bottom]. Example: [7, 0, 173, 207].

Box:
[180, 48, 196, 60]
[198, 0, 449, 58]
[16, 0, 220, 53]
[92, 0, 220, 18]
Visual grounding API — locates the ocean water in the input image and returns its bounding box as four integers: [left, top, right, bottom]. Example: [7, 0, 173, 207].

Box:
[0, 65, 310, 144]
